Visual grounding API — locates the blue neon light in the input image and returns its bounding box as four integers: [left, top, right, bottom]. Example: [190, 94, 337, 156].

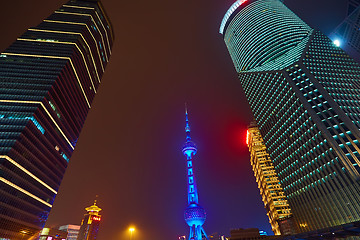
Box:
[259, 230, 268, 236]
[61, 153, 69, 162]
[0, 114, 45, 134]
[71, 139, 78, 147]
[184, 204, 206, 226]
[29, 117, 45, 134]
[182, 141, 197, 158]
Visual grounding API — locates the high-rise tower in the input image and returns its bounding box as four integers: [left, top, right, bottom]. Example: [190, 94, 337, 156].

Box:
[348, 0, 360, 16]
[221, 0, 360, 233]
[0, 0, 113, 239]
[333, 0, 360, 55]
[182, 109, 209, 240]
[247, 122, 292, 235]
[77, 200, 102, 240]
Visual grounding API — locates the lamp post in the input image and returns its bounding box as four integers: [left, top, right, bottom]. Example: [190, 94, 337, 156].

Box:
[129, 227, 135, 240]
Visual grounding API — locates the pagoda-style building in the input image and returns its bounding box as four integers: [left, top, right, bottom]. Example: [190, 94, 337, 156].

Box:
[77, 200, 102, 240]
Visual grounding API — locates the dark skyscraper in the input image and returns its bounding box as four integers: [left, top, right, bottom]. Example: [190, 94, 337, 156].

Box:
[333, 0, 360, 54]
[221, 0, 360, 233]
[347, 0, 360, 15]
[0, 0, 113, 239]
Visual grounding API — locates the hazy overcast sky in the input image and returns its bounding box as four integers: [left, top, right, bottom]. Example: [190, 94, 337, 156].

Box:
[0, 0, 348, 239]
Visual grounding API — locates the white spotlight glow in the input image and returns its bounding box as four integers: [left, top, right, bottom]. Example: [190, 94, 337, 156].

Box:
[333, 39, 341, 47]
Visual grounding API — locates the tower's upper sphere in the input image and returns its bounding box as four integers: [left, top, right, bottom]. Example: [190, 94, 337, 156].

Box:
[184, 203, 206, 226]
[221, 0, 312, 72]
[182, 140, 197, 158]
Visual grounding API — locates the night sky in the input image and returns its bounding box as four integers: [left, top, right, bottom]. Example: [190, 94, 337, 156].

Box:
[0, 0, 348, 239]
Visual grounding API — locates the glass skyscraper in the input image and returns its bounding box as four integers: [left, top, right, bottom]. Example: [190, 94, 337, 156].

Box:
[348, 0, 360, 16]
[221, 0, 360, 233]
[333, 0, 360, 54]
[0, 0, 113, 239]
[247, 122, 292, 235]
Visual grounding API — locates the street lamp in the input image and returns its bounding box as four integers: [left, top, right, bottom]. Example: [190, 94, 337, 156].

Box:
[129, 227, 135, 240]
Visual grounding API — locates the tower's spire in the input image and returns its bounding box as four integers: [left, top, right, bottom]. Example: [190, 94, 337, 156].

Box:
[182, 106, 197, 158]
[185, 103, 191, 141]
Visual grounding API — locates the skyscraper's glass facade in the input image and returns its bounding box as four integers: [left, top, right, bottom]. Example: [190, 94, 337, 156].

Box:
[348, 0, 360, 15]
[247, 123, 292, 235]
[333, 0, 360, 54]
[221, 0, 360, 233]
[0, 0, 113, 239]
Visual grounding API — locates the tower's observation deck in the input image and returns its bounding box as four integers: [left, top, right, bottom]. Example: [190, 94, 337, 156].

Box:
[182, 140, 197, 158]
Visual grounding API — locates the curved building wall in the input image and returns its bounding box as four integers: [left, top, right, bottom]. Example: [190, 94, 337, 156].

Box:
[221, 0, 360, 234]
[222, 0, 312, 72]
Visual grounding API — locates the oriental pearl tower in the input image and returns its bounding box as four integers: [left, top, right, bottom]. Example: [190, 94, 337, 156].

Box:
[182, 108, 209, 240]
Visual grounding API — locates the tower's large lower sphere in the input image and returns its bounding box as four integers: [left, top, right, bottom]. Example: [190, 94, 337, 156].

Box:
[184, 204, 206, 227]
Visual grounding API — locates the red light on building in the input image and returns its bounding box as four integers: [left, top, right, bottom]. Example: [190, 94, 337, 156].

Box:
[92, 216, 101, 221]
[246, 129, 250, 145]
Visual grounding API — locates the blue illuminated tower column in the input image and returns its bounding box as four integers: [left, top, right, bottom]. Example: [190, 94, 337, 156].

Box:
[182, 109, 209, 240]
